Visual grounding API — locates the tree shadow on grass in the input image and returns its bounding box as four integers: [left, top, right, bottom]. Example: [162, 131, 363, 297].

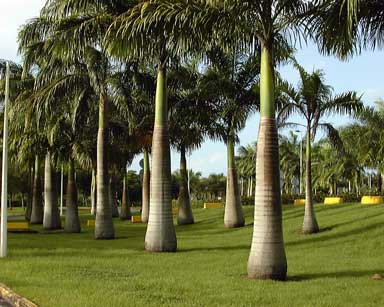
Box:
[286, 221, 383, 247]
[179, 244, 250, 252]
[288, 269, 383, 281]
[324, 211, 384, 230]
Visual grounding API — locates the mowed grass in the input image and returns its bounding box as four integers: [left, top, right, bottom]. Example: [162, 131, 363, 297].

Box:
[1, 203, 384, 307]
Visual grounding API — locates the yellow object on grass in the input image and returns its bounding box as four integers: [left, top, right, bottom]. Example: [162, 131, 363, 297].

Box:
[324, 197, 344, 205]
[203, 203, 223, 209]
[361, 196, 383, 205]
[294, 199, 305, 206]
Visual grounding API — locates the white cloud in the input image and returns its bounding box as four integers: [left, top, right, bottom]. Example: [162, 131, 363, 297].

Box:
[0, 1, 45, 61]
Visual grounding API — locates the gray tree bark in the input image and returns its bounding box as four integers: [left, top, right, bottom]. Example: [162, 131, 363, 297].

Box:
[302, 125, 319, 234]
[247, 118, 287, 280]
[141, 149, 150, 223]
[177, 146, 194, 225]
[120, 175, 132, 220]
[30, 155, 43, 224]
[109, 176, 119, 218]
[43, 153, 61, 230]
[95, 94, 115, 239]
[91, 168, 96, 215]
[144, 66, 177, 252]
[64, 158, 81, 233]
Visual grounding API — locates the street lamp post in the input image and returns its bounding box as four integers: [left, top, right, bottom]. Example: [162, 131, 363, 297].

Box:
[1, 62, 10, 258]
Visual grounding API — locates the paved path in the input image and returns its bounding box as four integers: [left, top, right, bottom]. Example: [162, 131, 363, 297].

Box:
[0, 297, 13, 307]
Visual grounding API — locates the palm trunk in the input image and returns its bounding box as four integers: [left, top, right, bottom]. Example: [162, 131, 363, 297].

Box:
[95, 93, 114, 239]
[30, 155, 43, 224]
[109, 176, 119, 218]
[177, 146, 194, 225]
[25, 165, 33, 221]
[64, 158, 81, 233]
[141, 148, 150, 223]
[302, 124, 319, 234]
[120, 175, 131, 220]
[43, 152, 61, 230]
[91, 168, 96, 215]
[145, 65, 177, 252]
[247, 46, 287, 280]
[224, 135, 244, 228]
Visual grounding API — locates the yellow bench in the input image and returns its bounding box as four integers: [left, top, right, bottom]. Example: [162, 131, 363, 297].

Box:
[131, 215, 141, 223]
[324, 197, 344, 205]
[203, 203, 223, 209]
[294, 199, 305, 206]
[7, 222, 29, 230]
[87, 220, 95, 227]
[361, 196, 383, 205]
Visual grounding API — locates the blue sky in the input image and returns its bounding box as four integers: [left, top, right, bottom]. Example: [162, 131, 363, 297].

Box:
[1, 1, 384, 176]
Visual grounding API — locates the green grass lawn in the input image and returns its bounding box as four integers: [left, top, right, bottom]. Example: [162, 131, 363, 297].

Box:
[1, 203, 383, 307]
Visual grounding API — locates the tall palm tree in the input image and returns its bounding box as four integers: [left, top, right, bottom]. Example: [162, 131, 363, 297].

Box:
[278, 63, 362, 234]
[105, 3, 188, 252]
[168, 62, 211, 225]
[141, 0, 320, 279]
[20, 2, 126, 239]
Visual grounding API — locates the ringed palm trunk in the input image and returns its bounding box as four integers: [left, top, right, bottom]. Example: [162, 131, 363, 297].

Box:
[64, 158, 81, 233]
[43, 152, 61, 230]
[144, 65, 177, 252]
[177, 146, 194, 225]
[302, 125, 319, 234]
[91, 168, 96, 215]
[141, 148, 150, 223]
[247, 46, 287, 280]
[109, 176, 119, 218]
[95, 93, 115, 239]
[120, 175, 131, 220]
[224, 134, 244, 228]
[30, 155, 43, 224]
[25, 165, 34, 221]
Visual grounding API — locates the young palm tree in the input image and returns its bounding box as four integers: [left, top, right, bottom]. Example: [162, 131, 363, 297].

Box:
[199, 49, 259, 228]
[278, 63, 362, 234]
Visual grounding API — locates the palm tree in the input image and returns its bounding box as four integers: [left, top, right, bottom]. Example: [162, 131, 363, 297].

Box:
[43, 152, 61, 230]
[279, 132, 301, 194]
[278, 63, 362, 234]
[168, 62, 210, 225]
[65, 158, 81, 233]
[19, 4, 120, 239]
[314, 0, 384, 58]
[198, 48, 259, 228]
[237, 144, 257, 197]
[120, 171, 132, 220]
[141, 0, 324, 278]
[141, 149, 150, 223]
[105, 2, 186, 252]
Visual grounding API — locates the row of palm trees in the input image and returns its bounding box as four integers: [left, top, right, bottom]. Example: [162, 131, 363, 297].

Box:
[1, 0, 383, 281]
